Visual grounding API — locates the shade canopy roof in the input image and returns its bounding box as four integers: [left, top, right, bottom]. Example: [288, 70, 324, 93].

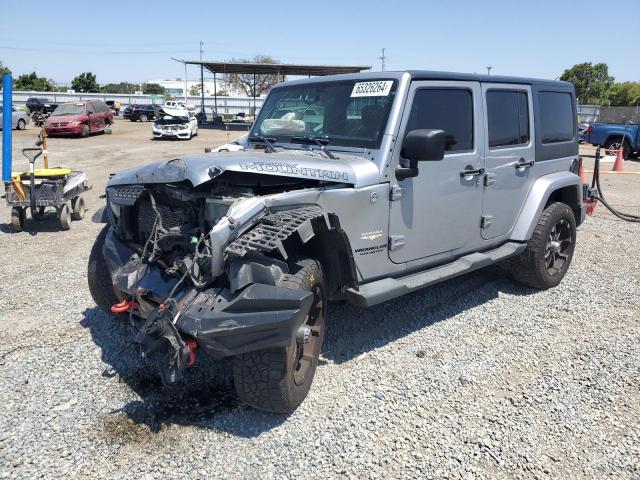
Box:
[181, 60, 371, 76]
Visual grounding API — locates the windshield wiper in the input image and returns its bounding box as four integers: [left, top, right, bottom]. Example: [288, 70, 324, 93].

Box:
[290, 136, 336, 160]
[248, 135, 277, 153]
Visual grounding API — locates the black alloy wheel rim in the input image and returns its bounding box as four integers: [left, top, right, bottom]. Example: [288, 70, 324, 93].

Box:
[545, 219, 572, 276]
[293, 285, 324, 386]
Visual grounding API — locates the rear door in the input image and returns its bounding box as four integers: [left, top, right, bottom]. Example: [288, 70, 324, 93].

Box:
[389, 81, 485, 264]
[480, 84, 535, 239]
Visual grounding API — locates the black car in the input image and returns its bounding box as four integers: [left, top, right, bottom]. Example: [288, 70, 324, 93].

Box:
[25, 97, 58, 115]
[128, 104, 158, 122]
[122, 104, 140, 120]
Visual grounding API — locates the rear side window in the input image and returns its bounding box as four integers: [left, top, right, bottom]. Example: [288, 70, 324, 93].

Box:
[406, 88, 474, 152]
[486, 90, 529, 148]
[539, 92, 574, 143]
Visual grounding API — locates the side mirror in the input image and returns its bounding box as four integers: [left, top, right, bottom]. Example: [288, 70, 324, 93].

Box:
[396, 129, 446, 181]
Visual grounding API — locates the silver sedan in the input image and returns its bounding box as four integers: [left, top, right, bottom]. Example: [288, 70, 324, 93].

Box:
[0, 105, 29, 130]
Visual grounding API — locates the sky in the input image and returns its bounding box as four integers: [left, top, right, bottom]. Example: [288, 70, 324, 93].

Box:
[1, 0, 637, 86]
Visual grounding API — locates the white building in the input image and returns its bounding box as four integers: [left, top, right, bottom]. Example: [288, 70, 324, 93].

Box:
[146, 78, 236, 97]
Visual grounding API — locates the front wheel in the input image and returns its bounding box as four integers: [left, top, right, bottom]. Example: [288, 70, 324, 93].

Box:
[509, 202, 577, 290]
[139, 114, 148, 122]
[88, 225, 121, 315]
[233, 258, 326, 413]
[81, 124, 90, 138]
[16, 119, 26, 130]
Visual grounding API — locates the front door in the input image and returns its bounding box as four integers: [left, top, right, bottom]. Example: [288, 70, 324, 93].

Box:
[480, 83, 535, 239]
[389, 81, 485, 264]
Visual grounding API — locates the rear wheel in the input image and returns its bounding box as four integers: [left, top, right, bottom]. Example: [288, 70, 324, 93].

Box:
[16, 118, 26, 130]
[233, 258, 326, 413]
[139, 114, 148, 122]
[71, 196, 86, 220]
[604, 138, 631, 159]
[58, 204, 71, 230]
[10, 207, 25, 232]
[509, 202, 576, 290]
[88, 225, 120, 315]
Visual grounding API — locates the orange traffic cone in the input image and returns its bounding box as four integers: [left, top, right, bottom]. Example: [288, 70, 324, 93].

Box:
[612, 147, 625, 172]
[579, 161, 586, 183]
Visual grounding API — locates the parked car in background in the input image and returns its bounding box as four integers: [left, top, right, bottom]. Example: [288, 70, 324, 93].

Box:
[25, 97, 58, 115]
[164, 100, 194, 111]
[128, 104, 158, 122]
[585, 122, 639, 158]
[105, 101, 117, 115]
[152, 108, 198, 140]
[0, 104, 29, 130]
[122, 104, 141, 120]
[206, 133, 247, 152]
[45, 100, 113, 137]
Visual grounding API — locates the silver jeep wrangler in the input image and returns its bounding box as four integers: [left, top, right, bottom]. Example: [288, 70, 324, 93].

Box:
[88, 71, 584, 413]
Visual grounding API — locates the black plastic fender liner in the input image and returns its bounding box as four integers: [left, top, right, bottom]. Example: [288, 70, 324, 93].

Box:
[177, 283, 313, 359]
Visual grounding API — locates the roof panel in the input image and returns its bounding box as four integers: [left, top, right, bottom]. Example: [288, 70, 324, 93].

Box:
[181, 60, 371, 76]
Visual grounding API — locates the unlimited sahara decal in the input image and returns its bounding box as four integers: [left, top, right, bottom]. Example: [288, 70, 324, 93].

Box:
[355, 243, 386, 256]
[240, 162, 349, 181]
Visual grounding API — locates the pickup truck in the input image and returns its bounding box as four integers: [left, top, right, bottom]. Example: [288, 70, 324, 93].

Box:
[585, 123, 639, 158]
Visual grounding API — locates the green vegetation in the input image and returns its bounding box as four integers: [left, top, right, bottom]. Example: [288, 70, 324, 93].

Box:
[14, 72, 56, 91]
[560, 62, 639, 106]
[142, 83, 165, 95]
[225, 55, 280, 97]
[71, 72, 99, 92]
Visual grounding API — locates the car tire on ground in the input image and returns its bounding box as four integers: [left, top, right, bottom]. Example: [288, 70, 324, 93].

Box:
[140, 114, 148, 122]
[509, 202, 576, 290]
[233, 258, 326, 413]
[81, 124, 90, 138]
[57, 204, 71, 230]
[87, 225, 121, 315]
[10, 206, 25, 232]
[604, 138, 631, 159]
[71, 196, 86, 221]
[16, 119, 26, 130]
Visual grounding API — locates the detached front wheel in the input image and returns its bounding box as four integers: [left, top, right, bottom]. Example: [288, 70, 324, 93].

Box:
[233, 258, 326, 413]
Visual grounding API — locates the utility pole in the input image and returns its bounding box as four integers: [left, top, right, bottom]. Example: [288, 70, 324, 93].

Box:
[379, 48, 387, 72]
[486, 66, 492, 75]
[199, 41, 205, 124]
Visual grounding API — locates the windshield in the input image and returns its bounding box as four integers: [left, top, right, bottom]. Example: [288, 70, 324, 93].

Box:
[52, 104, 85, 116]
[251, 79, 398, 149]
[156, 115, 189, 125]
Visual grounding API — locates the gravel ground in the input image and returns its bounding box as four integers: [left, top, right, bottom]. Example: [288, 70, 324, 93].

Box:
[1, 125, 639, 479]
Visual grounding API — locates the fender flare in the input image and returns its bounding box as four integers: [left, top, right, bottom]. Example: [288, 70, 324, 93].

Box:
[510, 171, 583, 242]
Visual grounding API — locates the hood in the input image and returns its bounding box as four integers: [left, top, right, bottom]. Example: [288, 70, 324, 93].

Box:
[107, 150, 382, 189]
[46, 114, 85, 123]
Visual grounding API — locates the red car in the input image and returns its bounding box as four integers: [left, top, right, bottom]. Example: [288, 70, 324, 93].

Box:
[45, 100, 113, 137]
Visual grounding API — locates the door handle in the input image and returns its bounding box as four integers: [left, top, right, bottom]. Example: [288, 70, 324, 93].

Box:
[460, 167, 485, 178]
[515, 158, 535, 170]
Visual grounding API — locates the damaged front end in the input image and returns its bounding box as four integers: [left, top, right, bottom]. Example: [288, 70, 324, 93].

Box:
[102, 177, 326, 384]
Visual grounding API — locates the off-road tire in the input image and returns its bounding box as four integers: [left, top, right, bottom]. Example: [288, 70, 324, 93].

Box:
[71, 196, 86, 220]
[233, 258, 326, 413]
[509, 202, 576, 290]
[58, 204, 71, 230]
[81, 124, 90, 138]
[10, 207, 25, 232]
[88, 225, 120, 315]
[16, 118, 26, 130]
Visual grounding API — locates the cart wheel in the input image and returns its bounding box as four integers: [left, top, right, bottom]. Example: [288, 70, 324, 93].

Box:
[32, 206, 46, 221]
[71, 196, 86, 221]
[10, 207, 26, 232]
[58, 204, 71, 230]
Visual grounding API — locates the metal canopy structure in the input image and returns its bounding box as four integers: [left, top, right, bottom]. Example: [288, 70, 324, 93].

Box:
[176, 60, 371, 123]
[182, 60, 370, 77]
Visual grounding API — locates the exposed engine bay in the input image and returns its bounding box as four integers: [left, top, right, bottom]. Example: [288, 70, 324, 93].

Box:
[102, 172, 352, 384]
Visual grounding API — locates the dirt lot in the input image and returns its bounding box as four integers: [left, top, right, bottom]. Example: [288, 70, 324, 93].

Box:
[0, 122, 639, 479]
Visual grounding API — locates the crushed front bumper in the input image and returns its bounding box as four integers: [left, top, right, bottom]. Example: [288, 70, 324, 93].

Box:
[103, 230, 312, 360]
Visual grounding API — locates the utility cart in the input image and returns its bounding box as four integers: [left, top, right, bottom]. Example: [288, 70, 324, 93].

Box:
[4, 147, 90, 232]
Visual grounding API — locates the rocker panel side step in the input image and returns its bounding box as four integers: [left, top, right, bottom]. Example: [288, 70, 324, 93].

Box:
[346, 241, 526, 308]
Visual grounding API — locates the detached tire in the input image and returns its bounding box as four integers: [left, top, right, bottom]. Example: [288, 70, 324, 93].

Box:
[509, 202, 576, 290]
[233, 258, 326, 413]
[88, 225, 120, 315]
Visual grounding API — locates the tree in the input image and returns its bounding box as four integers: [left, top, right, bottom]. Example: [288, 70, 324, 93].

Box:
[142, 83, 165, 95]
[225, 55, 280, 97]
[560, 62, 614, 104]
[14, 72, 55, 91]
[189, 83, 203, 96]
[607, 82, 640, 107]
[0, 61, 11, 77]
[100, 82, 140, 94]
[72, 72, 99, 92]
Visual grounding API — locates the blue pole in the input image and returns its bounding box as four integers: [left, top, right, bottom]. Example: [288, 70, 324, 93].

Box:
[2, 74, 12, 182]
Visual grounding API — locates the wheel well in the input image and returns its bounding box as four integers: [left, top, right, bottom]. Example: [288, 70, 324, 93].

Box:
[545, 185, 581, 225]
[605, 135, 629, 146]
[292, 215, 358, 298]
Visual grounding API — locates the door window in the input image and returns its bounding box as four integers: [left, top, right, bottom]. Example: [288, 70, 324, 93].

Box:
[539, 92, 574, 144]
[486, 90, 529, 148]
[406, 88, 474, 152]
